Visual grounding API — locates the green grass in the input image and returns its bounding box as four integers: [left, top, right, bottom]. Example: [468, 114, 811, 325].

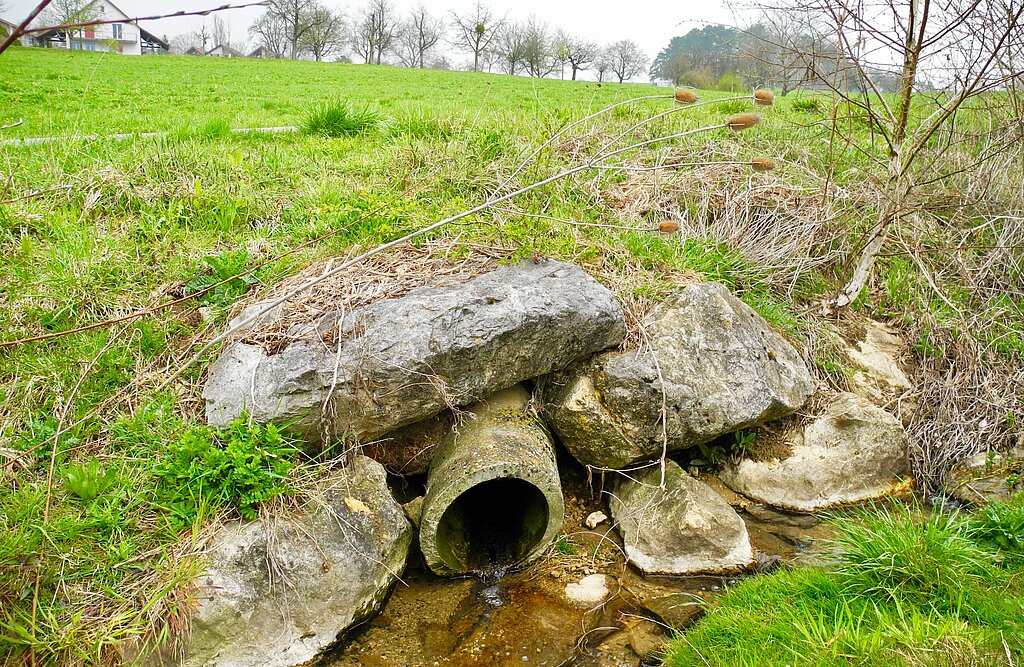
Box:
[661, 502, 1024, 667]
[2, 47, 1024, 665]
[303, 100, 382, 137]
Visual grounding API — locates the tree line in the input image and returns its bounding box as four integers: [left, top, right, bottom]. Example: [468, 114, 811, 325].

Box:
[650, 20, 912, 95]
[172, 0, 650, 82]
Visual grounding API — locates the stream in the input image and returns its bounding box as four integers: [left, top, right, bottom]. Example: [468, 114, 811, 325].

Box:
[326, 464, 836, 667]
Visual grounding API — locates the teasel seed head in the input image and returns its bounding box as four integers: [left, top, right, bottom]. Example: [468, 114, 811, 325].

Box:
[750, 157, 776, 172]
[727, 113, 761, 132]
[674, 89, 699, 105]
[659, 220, 681, 234]
[753, 90, 775, 106]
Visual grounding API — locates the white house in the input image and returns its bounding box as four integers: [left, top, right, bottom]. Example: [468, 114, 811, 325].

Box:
[205, 44, 245, 58]
[28, 0, 168, 55]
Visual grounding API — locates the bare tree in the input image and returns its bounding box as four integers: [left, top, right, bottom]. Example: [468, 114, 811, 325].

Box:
[449, 1, 504, 72]
[557, 32, 598, 81]
[41, 0, 98, 48]
[758, 0, 1024, 313]
[494, 21, 529, 75]
[249, 12, 288, 57]
[211, 16, 233, 49]
[352, 0, 401, 64]
[397, 4, 444, 68]
[606, 39, 649, 83]
[594, 46, 612, 82]
[266, 0, 317, 59]
[522, 16, 557, 78]
[301, 4, 345, 62]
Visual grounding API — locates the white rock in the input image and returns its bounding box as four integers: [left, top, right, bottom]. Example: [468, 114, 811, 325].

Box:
[608, 461, 753, 575]
[844, 320, 914, 409]
[720, 393, 910, 511]
[542, 282, 813, 469]
[584, 510, 608, 529]
[565, 574, 609, 606]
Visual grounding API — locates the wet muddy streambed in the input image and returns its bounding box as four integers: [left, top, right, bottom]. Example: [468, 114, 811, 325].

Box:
[326, 463, 838, 667]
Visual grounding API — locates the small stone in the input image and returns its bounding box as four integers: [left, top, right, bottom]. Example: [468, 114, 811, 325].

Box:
[584, 510, 608, 529]
[564, 574, 609, 606]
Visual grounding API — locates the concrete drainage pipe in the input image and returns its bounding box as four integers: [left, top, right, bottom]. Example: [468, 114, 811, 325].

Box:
[419, 385, 565, 577]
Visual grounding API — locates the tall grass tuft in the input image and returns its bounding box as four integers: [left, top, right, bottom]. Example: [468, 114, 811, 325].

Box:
[303, 100, 382, 137]
[829, 505, 998, 615]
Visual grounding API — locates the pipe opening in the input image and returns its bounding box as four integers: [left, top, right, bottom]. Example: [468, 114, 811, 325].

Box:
[435, 477, 550, 575]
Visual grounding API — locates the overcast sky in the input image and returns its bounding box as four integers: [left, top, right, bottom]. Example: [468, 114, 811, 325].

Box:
[3, 0, 739, 73]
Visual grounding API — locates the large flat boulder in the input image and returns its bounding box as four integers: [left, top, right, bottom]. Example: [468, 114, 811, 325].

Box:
[174, 456, 412, 667]
[719, 393, 910, 511]
[542, 282, 813, 469]
[608, 460, 753, 575]
[203, 260, 626, 445]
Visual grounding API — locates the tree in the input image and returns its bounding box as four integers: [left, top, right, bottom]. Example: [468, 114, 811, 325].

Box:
[41, 0, 99, 48]
[397, 4, 444, 68]
[211, 16, 233, 48]
[249, 13, 288, 57]
[449, 1, 504, 72]
[740, 10, 833, 94]
[353, 0, 401, 65]
[493, 21, 528, 75]
[650, 26, 742, 83]
[266, 0, 317, 59]
[594, 47, 612, 83]
[753, 0, 1024, 312]
[606, 39, 649, 83]
[557, 32, 598, 81]
[301, 4, 345, 62]
[522, 16, 557, 78]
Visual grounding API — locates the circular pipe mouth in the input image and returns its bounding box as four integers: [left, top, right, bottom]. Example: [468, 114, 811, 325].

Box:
[434, 477, 550, 575]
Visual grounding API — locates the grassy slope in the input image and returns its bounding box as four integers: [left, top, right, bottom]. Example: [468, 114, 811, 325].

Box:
[662, 500, 1024, 667]
[1, 49, 796, 665]
[1, 48, 1021, 665]
[0, 48, 657, 137]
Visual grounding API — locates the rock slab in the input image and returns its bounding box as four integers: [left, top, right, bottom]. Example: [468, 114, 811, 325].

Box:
[543, 282, 813, 469]
[608, 460, 753, 575]
[176, 456, 412, 667]
[719, 392, 910, 511]
[204, 260, 626, 445]
[843, 319, 914, 410]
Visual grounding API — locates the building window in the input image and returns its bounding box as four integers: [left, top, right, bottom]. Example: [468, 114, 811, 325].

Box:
[84, 43, 96, 51]
[112, 23, 123, 40]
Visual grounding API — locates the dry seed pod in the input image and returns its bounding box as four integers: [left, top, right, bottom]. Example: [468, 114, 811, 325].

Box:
[750, 157, 776, 172]
[753, 90, 775, 106]
[659, 220, 681, 233]
[674, 89, 699, 105]
[727, 113, 761, 132]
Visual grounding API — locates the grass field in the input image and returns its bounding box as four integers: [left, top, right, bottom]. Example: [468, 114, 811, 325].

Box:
[1, 47, 1023, 665]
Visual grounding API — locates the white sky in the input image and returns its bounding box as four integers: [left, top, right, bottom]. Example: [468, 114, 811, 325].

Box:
[3, 0, 740, 76]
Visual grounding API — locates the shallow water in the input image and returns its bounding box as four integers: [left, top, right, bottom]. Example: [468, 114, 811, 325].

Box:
[327, 471, 838, 667]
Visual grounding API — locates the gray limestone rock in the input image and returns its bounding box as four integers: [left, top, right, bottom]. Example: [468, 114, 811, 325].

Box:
[542, 282, 813, 469]
[203, 260, 626, 446]
[608, 460, 753, 575]
[175, 456, 412, 667]
[719, 393, 911, 511]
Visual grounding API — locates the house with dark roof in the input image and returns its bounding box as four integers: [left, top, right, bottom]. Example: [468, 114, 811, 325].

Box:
[206, 44, 245, 58]
[26, 0, 168, 55]
[248, 45, 279, 59]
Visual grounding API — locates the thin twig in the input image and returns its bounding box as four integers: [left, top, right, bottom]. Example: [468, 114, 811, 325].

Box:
[0, 185, 73, 205]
